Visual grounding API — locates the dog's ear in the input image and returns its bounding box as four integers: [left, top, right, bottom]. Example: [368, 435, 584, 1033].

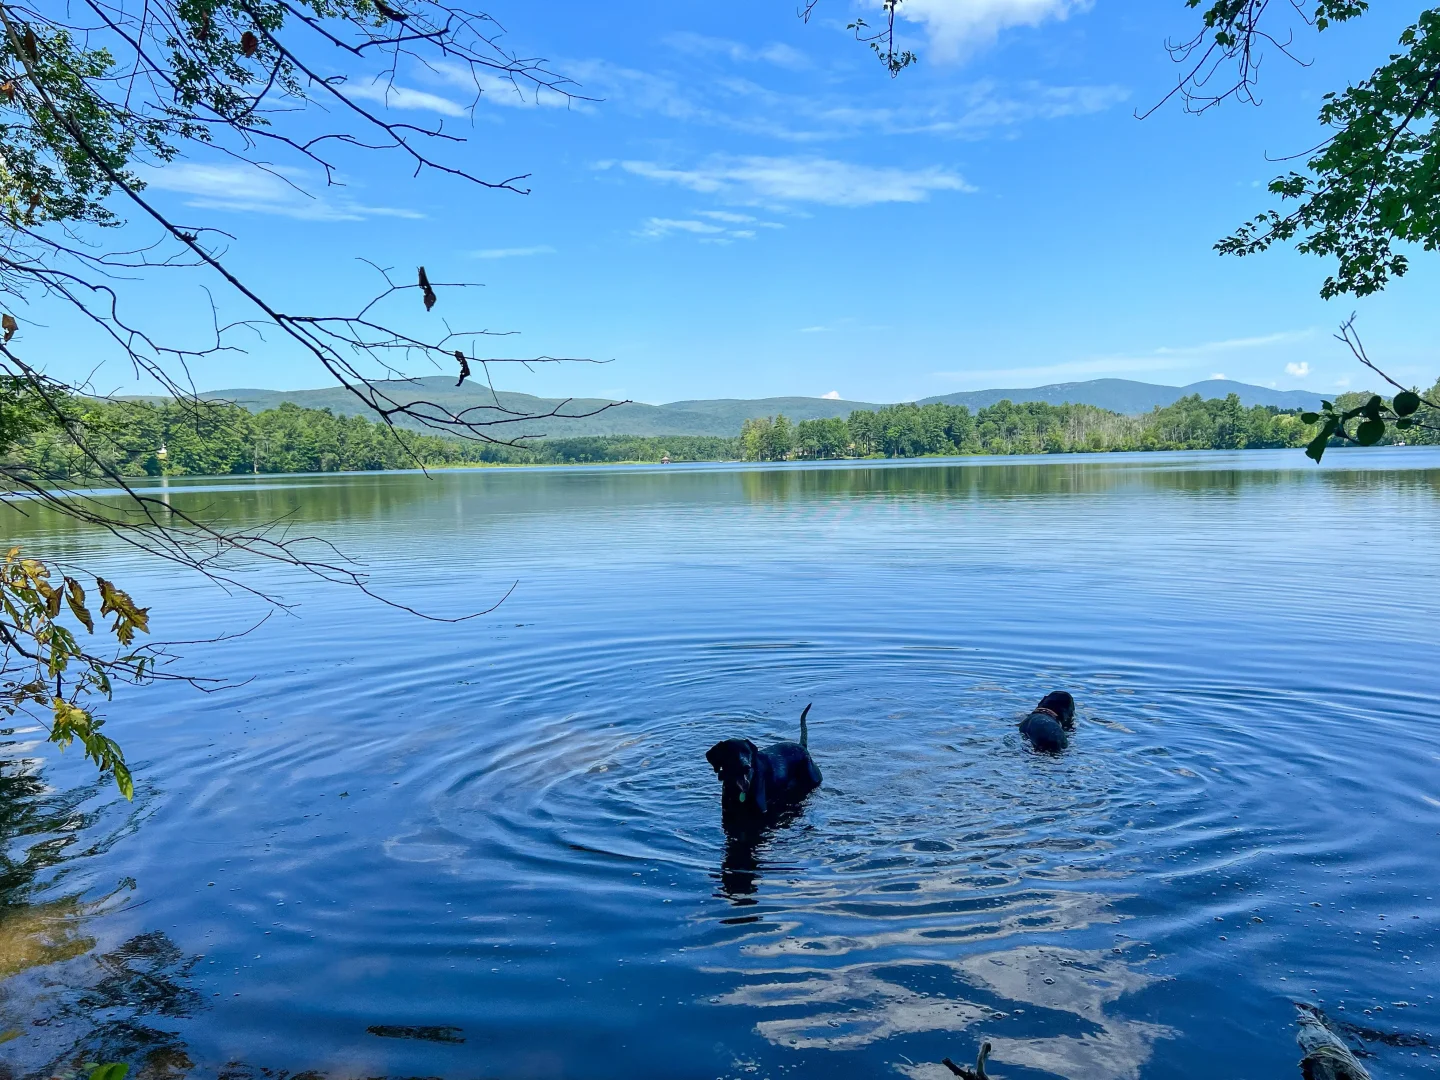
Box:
[706, 742, 725, 771]
[742, 741, 766, 813]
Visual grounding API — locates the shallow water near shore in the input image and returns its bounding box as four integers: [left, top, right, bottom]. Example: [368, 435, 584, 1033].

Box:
[2, 448, 1439, 1080]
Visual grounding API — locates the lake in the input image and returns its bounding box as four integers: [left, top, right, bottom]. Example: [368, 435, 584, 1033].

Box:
[2, 449, 1439, 1080]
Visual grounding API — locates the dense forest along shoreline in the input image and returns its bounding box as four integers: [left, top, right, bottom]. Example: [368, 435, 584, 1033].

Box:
[12, 386, 1438, 478]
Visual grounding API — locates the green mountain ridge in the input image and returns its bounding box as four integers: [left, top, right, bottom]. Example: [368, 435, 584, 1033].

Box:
[176, 377, 1328, 439]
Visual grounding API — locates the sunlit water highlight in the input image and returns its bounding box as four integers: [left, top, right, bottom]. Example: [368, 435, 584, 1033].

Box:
[2, 449, 1439, 1079]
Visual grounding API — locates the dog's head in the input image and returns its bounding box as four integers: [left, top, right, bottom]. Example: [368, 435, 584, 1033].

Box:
[1037, 691, 1076, 725]
[706, 738, 765, 812]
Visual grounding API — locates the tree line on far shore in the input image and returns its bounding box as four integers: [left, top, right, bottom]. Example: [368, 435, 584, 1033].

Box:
[7, 388, 1437, 481]
[4, 395, 739, 478]
[741, 390, 1440, 462]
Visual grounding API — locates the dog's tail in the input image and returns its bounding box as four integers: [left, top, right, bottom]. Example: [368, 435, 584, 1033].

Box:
[800, 703, 812, 749]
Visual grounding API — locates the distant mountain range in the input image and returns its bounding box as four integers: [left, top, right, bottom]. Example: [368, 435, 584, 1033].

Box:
[919, 378, 1324, 414]
[186, 377, 1328, 439]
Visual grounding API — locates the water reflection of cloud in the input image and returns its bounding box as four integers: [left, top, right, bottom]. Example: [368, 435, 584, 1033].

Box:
[724, 964, 992, 1049]
[718, 941, 1170, 1079]
[736, 888, 1123, 959]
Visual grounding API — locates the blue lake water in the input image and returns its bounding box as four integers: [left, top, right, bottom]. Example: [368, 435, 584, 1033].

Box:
[2, 448, 1439, 1080]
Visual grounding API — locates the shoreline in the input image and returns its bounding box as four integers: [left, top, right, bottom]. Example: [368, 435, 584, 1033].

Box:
[95, 442, 1438, 484]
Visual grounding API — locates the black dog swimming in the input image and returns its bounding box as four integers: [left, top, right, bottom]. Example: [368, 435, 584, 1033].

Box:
[1018, 691, 1076, 752]
[706, 704, 822, 820]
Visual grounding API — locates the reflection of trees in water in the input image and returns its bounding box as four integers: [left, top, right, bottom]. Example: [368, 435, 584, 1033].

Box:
[0, 740, 112, 902]
[24, 932, 204, 1080]
[7, 459, 1435, 566]
[0, 734, 201, 1080]
[737, 458, 1440, 502]
[0, 741, 117, 999]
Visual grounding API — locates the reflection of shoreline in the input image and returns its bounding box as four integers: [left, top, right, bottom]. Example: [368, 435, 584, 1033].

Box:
[4, 930, 205, 1080]
[31, 445, 1440, 487]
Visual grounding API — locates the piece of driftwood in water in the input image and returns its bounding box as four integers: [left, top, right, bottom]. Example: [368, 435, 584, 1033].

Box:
[1297, 1004, 1371, 1080]
[366, 1023, 465, 1044]
[942, 1041, 992, 1080]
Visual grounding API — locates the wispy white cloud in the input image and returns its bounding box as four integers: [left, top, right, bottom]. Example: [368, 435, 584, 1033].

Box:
[639, 217, 727, 237]
[933, 330, 1316, 388]
[664, 31, 812, 70]
[421, 62, 579, 110]
[470, 245, 555, 259]
[620, 155, 973, 207]
[885, 0, 1092, 61]
[471, 70, 576, 109]
[1209, 373, 1228, 380]
[708, 74, 1127, 141]
[821, 390, 841, 399]
[635, 216, 766, 244]
[565, 58, 1123, 142]
[364, 50, 1123, 138]
[144, 162, 422, 221]
[1152, 330, 1316, 356]
[345, 81, 467, 117]
[1285, 361, 1311, 377]
[696, 210, 756, 223]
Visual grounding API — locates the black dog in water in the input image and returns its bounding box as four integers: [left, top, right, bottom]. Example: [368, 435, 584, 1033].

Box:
[706, 704, 822, 819]
[1018, 691, 1076, 752]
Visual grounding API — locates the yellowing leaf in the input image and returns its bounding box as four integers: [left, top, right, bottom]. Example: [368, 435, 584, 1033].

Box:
[64, 577, 93, 633]
[96, 577, 150, 644]
[112, 760, 134, 802]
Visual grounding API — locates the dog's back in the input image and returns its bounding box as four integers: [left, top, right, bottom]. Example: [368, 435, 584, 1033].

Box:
[1018, 712, 1069, 751]
[761, 738, 822, 793]
[1018, 691, 1076, 753]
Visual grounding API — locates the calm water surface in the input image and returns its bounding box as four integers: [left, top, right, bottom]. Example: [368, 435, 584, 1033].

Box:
[2, 449, 1439, 1080]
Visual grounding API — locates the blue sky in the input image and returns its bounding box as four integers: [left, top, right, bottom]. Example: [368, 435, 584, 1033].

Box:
[43, 1, 1440, 404]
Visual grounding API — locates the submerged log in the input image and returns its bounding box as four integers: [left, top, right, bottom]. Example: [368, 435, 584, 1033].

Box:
[1296, 1004, 1371, 1080]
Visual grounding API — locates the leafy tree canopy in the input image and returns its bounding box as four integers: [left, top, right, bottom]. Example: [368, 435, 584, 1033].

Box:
[0, 0, 604, 792]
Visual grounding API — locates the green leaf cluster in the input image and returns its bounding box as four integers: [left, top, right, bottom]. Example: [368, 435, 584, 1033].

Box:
[0, 21, 175, 230]
[1299, 382, 1438, 460]
[1218, 7, 1440, 298]
[1185, 1, 1368, 44]
[0, 548, 150, 800]
[0, 0, 446, 232]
